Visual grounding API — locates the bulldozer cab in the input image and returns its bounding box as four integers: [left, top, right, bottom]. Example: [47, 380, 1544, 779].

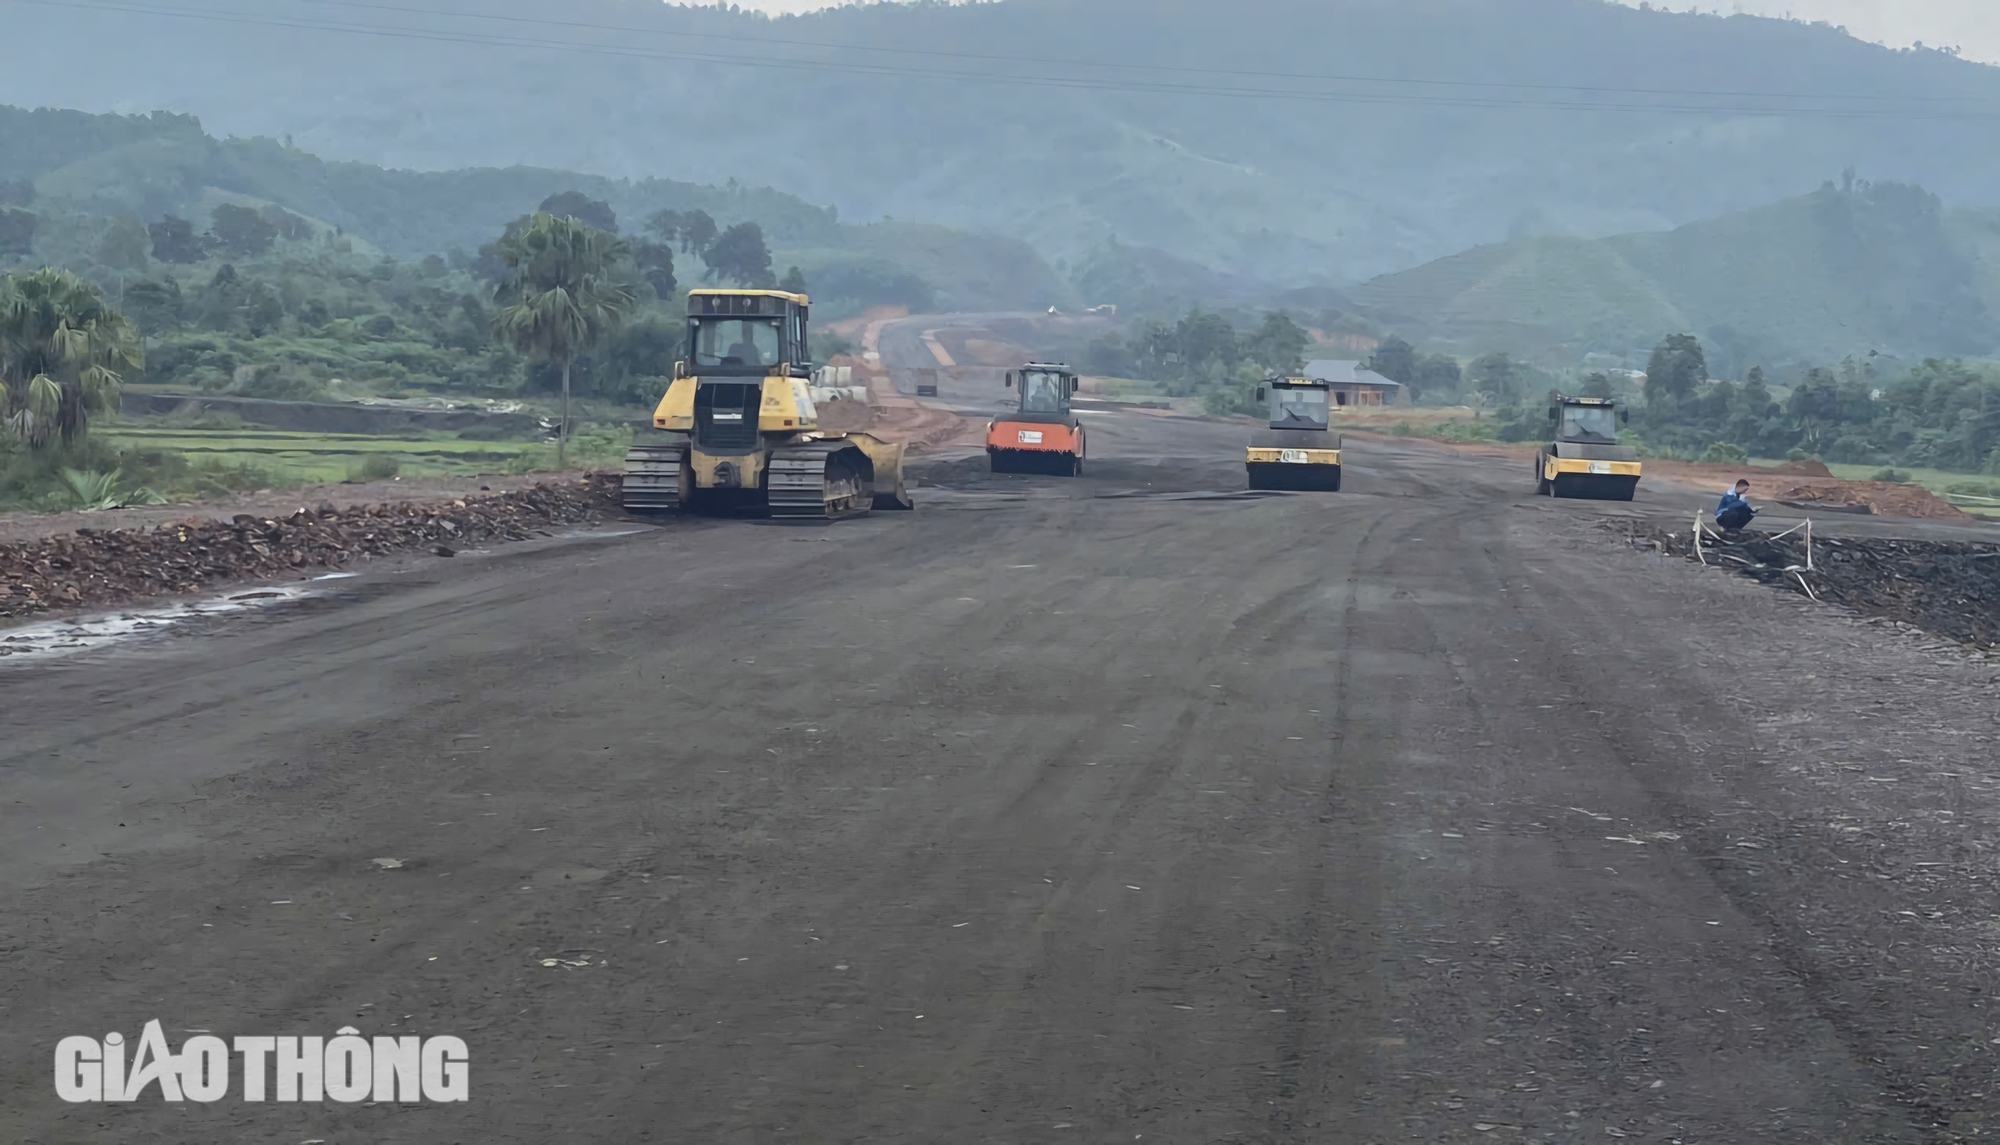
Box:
[1549, 396, 1626, 445]
[1005, 363, 1079, 419]
[686, 289, 810, 378]
[1262, 377, 1332, 431]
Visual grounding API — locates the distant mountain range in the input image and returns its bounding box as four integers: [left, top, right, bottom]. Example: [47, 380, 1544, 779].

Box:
[12, 96, 2000, 370]
[7, 0, 2000, 286]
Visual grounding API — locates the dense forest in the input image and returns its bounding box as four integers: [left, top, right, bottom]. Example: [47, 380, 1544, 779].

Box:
[1615, 344, 2000, 478]
[1, 182, 886, 407]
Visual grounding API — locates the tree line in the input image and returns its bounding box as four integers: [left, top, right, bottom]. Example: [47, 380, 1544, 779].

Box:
[1090, 311, 1575, 416]
[1628, 334, 2000, 473]
[468, 191, 804, 299]
[1, 188, 841, 477]
[1085, 308, 1312, 413]
[1093, 309, 1991, 477]
[1364, 324, 2000, 476]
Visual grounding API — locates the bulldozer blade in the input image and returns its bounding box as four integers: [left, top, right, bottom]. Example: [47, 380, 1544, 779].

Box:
[845, 432, 913, 510]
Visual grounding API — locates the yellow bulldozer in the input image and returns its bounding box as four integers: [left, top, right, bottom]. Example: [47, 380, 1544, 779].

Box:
[621, 289, 912, 520]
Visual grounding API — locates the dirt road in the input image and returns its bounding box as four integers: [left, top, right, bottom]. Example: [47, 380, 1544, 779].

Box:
[5, 346, 1999, 1141]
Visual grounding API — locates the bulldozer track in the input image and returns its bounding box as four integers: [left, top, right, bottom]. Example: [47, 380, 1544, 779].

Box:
[769, 441, 874, 522]
[621, 439, 690, 512]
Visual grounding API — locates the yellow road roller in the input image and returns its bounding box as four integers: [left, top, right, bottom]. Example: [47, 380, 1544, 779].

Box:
[1246, 375, 1342, 491]
[1534, 395, 1641, 501]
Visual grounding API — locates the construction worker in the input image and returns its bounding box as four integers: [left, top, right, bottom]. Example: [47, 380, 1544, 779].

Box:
[1715, 478, 1756, 530]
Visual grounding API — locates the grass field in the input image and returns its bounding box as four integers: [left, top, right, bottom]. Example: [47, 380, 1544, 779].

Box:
[96, 425, 632, 487]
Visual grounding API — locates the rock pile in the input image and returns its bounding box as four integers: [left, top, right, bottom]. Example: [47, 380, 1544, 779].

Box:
[2, 475, 624, 620]
[1643, 525, 2000, 649]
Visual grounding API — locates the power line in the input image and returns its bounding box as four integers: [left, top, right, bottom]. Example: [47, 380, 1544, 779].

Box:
[8, 0, 2000, 121]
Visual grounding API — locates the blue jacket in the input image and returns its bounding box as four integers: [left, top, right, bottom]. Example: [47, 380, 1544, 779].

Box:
[1716, 489, 1751, 519]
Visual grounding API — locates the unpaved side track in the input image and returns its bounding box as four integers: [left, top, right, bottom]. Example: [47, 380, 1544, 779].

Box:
[1, 403, 1997, 1142]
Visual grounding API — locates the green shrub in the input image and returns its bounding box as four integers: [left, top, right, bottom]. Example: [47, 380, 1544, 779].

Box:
[1827, 435, 1880, 464]
[1492, 404, 1547, 442]
[456, 424, 520, 441]
[605, 374, 670, 409]
[357, 454, 402, 480]
[1870, 468, 1908, 483]
[57, 468, 165, 510]
[175, 410, 249, 430]
[188, 458, 278, 494]
[1201, 384, 1262, 418]
[218, 361, 328, 401]
[1700, 441, 1749, 463]
[564, 423, 633, 468]
[1437, 420, 1498, 442]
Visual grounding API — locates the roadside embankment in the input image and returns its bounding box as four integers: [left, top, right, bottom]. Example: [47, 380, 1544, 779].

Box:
[2, 475, 621, 621]
[1638, 523, 2000, 651]
[0, 472, 574, 546]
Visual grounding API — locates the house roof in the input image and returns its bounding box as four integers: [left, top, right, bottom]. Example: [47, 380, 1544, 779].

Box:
[1304, 359, 1403, 388]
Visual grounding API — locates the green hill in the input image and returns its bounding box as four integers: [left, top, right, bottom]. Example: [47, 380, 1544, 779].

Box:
[1351, 180, 2000, 367]
[1354, 236, 1690, 360]
[0, 105, 1068, 315]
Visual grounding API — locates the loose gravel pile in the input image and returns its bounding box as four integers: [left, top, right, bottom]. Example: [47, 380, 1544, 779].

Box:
[1641, 524, 2000, 649]
[1, 474, 623, 620]
[1771, 479, 1969, 520]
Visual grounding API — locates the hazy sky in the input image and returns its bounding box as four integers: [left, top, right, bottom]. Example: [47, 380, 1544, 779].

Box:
[1623, 1, 2000, 61]
[729, 0, 2000, 64]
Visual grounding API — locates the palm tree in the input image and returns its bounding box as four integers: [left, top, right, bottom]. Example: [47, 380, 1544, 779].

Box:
[491, 213, 635, 467]
[0, 267, 143, 451]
